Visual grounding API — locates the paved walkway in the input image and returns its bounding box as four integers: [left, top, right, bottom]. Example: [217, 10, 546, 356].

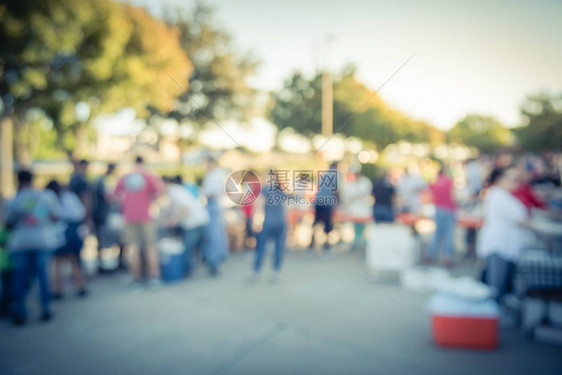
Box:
[1, 250, 561, 375]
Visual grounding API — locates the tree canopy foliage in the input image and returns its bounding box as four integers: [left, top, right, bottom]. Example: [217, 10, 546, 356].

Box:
[0, 0, 559, 166]
[515, 92, 562, 152]
[448, 114, 513, 153]
[268, 67, 444, 150]
[1, 0, 191, 159]
[162, 2, 259, 130]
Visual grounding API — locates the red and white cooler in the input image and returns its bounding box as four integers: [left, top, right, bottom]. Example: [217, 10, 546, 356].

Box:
[428, 293, 500, 349]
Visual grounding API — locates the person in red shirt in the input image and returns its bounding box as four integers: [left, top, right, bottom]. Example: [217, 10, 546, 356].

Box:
[512, 169, 546, 212]
[427, 165, 457, 266]
[113, 156, 164, 288]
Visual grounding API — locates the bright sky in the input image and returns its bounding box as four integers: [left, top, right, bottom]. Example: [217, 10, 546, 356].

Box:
[135, 0, 562, 130]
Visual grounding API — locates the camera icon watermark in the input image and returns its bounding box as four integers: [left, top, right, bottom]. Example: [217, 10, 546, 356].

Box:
[225, 170, 261, 206]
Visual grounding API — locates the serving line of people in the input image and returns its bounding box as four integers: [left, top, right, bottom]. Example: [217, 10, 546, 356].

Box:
[0, 155, 233, 326]
[1, 154, 561, 329]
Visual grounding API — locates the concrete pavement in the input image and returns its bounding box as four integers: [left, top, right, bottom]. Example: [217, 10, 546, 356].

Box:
[1, 250, 561, 375]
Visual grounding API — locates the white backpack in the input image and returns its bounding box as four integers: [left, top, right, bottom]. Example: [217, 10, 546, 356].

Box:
[61, 190, 86, 222]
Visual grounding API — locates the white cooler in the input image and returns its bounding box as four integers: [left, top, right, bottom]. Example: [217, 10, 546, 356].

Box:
[366, 223, 418, 272]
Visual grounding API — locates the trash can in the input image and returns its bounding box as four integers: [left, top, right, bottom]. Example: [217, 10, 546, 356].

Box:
[158, 237, 185, 282]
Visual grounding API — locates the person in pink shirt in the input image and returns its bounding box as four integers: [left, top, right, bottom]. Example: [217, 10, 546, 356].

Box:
[427, 164, 457, 266]
[113, 156, 164, 288]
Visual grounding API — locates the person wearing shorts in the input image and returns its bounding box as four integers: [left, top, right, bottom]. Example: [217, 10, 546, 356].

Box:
[123, 222, 157, 253]
[114, 157, 164, 287]
[47, 181, 88, 299]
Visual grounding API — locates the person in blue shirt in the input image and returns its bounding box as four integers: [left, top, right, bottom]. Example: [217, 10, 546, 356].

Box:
[4, 170, 62, 325]
[250, 170, 289, 283]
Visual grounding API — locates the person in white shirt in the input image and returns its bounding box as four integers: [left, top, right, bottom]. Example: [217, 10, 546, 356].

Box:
[397, 168, 426, 213]
[465, 158, 484, 196]
[477, 166, 528, 303]
[199, 157, 228, 275]
[342, 167, 372, 249]
[164, 178, 211, 276]
[48, 180, 88, 299]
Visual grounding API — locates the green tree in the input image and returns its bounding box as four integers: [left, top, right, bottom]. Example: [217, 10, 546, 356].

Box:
[334, 71, 443, 149]
[1, 0, 105, 163]
[269, 70, 350, 138]
[515, 92, 562, 152]
[449, 115, 512, 154]
[162, 1, 259, 139]
[269, 67, 444, 150]
[1, 0, 192, 161]
[269, 71, 325, 136]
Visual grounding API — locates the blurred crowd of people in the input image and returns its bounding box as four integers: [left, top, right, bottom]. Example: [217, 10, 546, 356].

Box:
[0, 156, 231, 326]
[366, 154, 562, 310]
[0, 152, 561, 327]
[304, 154, 561, 314]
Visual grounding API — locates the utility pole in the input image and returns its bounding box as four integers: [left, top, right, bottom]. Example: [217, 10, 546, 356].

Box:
[321, 35, 334, 137]
[321, 70, 333, 137]
[0, 116, 15, 200]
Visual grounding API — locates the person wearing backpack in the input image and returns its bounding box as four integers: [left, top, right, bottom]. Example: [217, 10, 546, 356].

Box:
[3, 170, 62, 325]
[92, 163, 117, 271]
[47, 181, 88, 299]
